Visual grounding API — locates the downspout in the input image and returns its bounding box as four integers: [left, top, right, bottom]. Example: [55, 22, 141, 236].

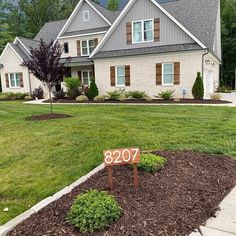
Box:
[202, 49, 209, 79]
[28, 69, 32, 95]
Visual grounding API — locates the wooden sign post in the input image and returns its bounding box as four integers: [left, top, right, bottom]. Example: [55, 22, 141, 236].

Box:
[103, 147, 140, 190]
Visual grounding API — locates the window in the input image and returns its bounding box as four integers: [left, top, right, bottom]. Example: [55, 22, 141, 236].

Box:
[64, 42, 69, 54]
[81, 40, 95, 56]
[116, 66, 125, 86]
[9, 73, 21, 88]
[162, 63, 174, 85]
[82, 71, 92, 86]
[132, 19, 153, 43]
[83, 11, 89, 21]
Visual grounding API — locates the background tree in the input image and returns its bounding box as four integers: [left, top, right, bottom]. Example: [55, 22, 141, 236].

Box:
[221, 0, 236, 88]
[107, 0, 118, 11]
[23, 40, 67, 113]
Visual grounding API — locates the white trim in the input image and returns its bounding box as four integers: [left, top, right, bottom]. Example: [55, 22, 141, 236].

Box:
[90, 0, 206, 58]
[58, 31, 107, 39]
[115, 65, 126, 87]
[162, 62, 174, 86]
[8, 73, 21, 89]
[14, 37, 31, 55]
[0, 43, 24, 62]
[132, 18, 154, 44]
[80, 39, 95, 56]
[83, 10, 90, 21]
[81, 70, 92, 86]
[57, 0, 111, 38]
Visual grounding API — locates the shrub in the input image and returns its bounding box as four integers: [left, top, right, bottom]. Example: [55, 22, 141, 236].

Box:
[128, 90, 147, 100]
[0, 94, 8, 100]
[67, 189, 122, 233]
[192, 72, 204, 99]
[64, 77, 81, 99]
[86, 79, 99, 100]
[210, 93, 222, 101]
[94, 95, 106, 102]
[118, 94, 127, 101]
[53, 89, 66, 99]
[158, 90, 175, 100]
[107, 89, 124, 100]
[32, 86, 44, 99]
[24, 95, 32, 100]
[16, 92, 29, 99]
[76, 95, 89, 102]
[138, 154, 167, 173]
[217, 86, 232, 93]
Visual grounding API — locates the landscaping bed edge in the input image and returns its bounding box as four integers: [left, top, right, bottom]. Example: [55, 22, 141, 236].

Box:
[0, 163, 105, 236]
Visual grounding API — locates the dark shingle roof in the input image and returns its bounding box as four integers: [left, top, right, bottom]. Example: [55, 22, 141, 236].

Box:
[61, 26, 110, 37]
[17, 37, 41, 51]
[9, 43, 29, 60]
[60, 56, 93, 64]
[161, 0, 218, 50]
[93, 43, 202, 58]
[34, 19, 67, 43]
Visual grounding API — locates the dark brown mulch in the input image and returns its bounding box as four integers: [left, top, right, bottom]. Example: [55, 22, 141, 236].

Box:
[25, 114, 73, 121]
[46, 98, 231, 104]
[9, 151, 236, 236]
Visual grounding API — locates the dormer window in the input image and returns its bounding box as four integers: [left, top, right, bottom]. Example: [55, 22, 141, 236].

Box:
[83, 11, 89, 21]
[132, 19, 154, 43]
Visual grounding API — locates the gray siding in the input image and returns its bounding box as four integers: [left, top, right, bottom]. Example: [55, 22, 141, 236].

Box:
[65, 1, 109, 34]
[100, 0, 194, 52]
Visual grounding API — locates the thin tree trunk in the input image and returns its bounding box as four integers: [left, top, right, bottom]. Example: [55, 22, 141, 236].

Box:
[49, 88, 53, 114]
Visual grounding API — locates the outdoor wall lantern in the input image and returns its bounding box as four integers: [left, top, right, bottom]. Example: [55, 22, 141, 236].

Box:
[211, 63, 215, 67]
[205, 59, 211, 65]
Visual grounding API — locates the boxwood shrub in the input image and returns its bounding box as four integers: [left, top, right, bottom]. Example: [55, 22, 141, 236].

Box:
[139, 154, 167, 173]
[67, 189, 122, 233]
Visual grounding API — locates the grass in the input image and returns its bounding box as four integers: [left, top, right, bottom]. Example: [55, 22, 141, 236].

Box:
[0, 101, 236, 224]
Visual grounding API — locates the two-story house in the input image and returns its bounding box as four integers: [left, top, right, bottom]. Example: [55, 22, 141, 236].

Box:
[0, 0, 221, 99]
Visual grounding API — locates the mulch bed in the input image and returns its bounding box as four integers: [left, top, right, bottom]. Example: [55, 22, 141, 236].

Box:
[8, 151, 236, 236]
[25, 114, 73, 121]
[46, 98, 231, 104]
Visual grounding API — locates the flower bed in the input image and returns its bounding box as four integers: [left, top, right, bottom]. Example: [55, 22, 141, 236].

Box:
[8, 151, 236, 236]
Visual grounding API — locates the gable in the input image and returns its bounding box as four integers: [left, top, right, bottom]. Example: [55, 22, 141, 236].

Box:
[64, 1, 110, 35]
[0, 44, 23, 65]
[99, 0, 195, 52]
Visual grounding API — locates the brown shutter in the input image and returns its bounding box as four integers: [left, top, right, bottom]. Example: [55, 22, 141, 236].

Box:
[19, 73, 24, 87]
[125, 65, 130, 86]
[156, 63, 162, 85]
[77, 40, 81, 56]
[154, 18, 160, 42]
[110, 66, 115, 86]
[174, 62, 180, 85]
[78, 71, 82, 83]
[94, 38, 98, 47]
[126, 22, 132, 45]
[5, 73, 9, 88]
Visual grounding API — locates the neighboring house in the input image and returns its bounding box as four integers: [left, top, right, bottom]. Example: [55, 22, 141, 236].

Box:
[0, 0, 221, 99]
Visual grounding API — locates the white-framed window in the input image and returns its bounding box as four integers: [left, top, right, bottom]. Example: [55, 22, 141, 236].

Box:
[81, 40, 95, 56]
[116, 66, 125, 87]
[82, 70, 92, 86]
[162, 63, 174, 85]
[9, 73, 21, 88]
[132, 19, 154, 43]
[83, 11, 89, 21]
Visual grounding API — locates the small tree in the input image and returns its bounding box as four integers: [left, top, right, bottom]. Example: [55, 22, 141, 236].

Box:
[86, 78, 99, 100]
[107, 0, 119, 11]
[192, 72, 204, 99]
[23, 39, 67, 113]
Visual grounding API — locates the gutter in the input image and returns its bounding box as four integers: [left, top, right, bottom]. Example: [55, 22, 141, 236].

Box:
[28, 69, 32, 94]
[202, 49, 209, 79]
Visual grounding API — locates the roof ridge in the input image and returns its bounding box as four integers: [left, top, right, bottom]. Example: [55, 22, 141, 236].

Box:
[87, 0, 120, 14]
[17, 36, 40, 42]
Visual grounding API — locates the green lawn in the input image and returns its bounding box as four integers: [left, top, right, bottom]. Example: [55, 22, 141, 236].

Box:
[0, 101, 236, 225]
